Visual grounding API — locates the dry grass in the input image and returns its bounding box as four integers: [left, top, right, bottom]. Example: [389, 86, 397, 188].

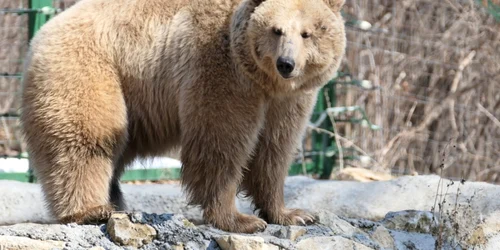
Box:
[336, 0, 500, 183]
[1, 0, 499, 184]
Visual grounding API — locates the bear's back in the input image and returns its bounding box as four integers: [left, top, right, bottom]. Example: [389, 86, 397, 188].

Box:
[28, 0, 240, 85]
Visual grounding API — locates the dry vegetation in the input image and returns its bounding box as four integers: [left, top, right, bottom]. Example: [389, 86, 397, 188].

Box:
[335, 0, 500, 182]
[1, 0, 499, 183]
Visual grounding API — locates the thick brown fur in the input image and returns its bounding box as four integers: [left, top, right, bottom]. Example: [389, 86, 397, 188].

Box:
[20, 0, 346, 233]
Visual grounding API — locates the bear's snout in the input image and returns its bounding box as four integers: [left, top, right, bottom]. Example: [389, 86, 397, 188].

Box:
[276, 56, 295, 78]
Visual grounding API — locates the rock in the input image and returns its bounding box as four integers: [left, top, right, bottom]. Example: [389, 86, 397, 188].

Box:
[2, 175, 500, 249]
[296, 236, 373, 250]
[170, 243, 184, 250]
[107, 213, 157, 248]
[139, 213, 214, 249]
[381, 210, 436, 234]
[0, 235, 65, 250]
[390, 231, 436, 250]
[215, 235, 279, 250]
[315, 210, 365, 236]
[370, 225, 395, 249]
[0, 209, 493, 249]
[268, 225, 306, 241]
[286, 226, 307, 241]
[4, 175, 500, 227]
[485, 235, 500, 250]
[284, 175, 500, 223]
[467, 211, 500, 247]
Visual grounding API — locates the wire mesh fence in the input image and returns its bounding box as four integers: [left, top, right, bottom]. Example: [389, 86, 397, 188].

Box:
[337, 0, 500, 182]
[0, 0, 28, 157]
[1, 0, 499, 183]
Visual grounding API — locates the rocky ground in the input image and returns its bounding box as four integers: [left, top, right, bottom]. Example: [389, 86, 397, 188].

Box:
[0, 175, 499, 249]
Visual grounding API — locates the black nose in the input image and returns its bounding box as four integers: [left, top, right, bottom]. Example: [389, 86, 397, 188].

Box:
[276, 57, 295, 77]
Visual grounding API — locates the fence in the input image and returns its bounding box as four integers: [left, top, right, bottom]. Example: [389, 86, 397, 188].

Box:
[1, 0, 499, 183]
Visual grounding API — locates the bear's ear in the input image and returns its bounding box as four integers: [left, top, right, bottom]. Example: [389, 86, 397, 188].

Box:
[323, 0, 345, 12]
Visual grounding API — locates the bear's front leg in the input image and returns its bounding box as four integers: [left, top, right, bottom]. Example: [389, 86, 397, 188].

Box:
[242, 90, 318, 226]
[179, 86, 267, 233]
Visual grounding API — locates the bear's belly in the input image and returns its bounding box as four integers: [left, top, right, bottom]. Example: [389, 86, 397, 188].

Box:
[121, 78, 182, 158]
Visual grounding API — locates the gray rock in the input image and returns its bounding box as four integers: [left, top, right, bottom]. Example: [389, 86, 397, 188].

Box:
[381, 210, 436, 234]
[266, 225, 306, 241]
[1, 175, 499, 249]
[370, 225, 395, 249]
[296, 236, 373, 250]
[2, 175, 500, 226]
[0, 223, 121, 249]
[0, 209, 490, 250]
[0, 235, 66, 250]
[315, 210, 365, 236]
[390, 230, 436, 250]
[285, 226, 307, 241]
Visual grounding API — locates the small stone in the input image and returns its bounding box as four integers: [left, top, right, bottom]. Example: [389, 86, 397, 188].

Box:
[182, 218, 196, 228]
[287, 226, 307, 241]
[296, 236, 373, 250]
[0, 235, 66, 250]
[269, 225, 306, 241]
[370, 226, 395, 249]
[107, 213, 157, 248]
[171, 243, 184, 250]
[215, 235, 279, 250]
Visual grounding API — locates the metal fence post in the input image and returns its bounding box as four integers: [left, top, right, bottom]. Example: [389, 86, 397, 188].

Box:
[28, 0, 55, 41]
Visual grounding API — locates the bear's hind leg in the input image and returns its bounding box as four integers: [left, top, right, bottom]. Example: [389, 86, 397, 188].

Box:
[21, 61, 128, 224]
[34, 128, 127, 224]
[34, 153, 117, 224]
[242, 93, 318, 226]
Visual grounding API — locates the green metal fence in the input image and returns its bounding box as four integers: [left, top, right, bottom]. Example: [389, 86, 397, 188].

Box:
[1, 0, 57, 182]
[478, 0, 500, 21]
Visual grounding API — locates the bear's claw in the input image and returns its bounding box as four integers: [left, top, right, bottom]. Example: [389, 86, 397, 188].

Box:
[207, 212, 268, 233]
[267, 208, 316, 226]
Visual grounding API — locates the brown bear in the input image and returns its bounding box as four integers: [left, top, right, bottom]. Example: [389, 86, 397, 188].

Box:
[20, 0, 346, 233]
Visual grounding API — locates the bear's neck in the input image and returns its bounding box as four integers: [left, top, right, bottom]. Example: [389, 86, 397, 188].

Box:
[229, 0, 280, 97]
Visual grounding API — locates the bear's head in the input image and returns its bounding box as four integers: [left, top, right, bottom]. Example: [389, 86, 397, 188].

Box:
[231, 0, 346, 96]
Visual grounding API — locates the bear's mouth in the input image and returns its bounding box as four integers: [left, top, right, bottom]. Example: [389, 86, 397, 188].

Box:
[276, 69, 301, 80]
[279, 73, 294, 79]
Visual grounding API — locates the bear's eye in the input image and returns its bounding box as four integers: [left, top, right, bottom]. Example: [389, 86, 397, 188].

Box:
[301, 32, 311, 39]
[272, 27, 283, 36]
